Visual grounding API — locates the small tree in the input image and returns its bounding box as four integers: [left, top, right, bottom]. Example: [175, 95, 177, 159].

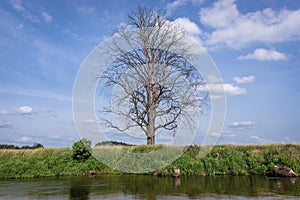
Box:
[72, 138, 92, 161]
[33, 143, 43, 148]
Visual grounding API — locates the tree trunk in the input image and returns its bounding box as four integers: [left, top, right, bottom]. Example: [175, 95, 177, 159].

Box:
[147, 106, 156, 145]
[147, 135, 155, 145]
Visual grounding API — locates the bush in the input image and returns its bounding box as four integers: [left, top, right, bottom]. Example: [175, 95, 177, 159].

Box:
[33, 143, 43, 148]
[72, 138, 92, 161]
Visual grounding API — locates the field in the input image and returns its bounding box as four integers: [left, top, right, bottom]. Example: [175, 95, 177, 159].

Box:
[0, 144, 299, 179]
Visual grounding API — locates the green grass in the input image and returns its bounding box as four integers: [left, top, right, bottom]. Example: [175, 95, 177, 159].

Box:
[0, 148, 113, 179]
[0, 144, 299, 179]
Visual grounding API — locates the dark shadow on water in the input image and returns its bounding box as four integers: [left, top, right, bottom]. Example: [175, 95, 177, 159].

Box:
[69, 178, 91, 200]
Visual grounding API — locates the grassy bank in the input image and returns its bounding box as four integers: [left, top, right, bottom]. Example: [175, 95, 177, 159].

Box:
[0, 144, 299, 179]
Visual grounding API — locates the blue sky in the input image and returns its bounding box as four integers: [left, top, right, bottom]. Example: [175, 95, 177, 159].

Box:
[0, 0, 300, 147]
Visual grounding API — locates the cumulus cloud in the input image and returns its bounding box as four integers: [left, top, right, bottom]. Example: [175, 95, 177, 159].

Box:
[0, 106, 52, 116]
[238, 48, 288, 61]
[223, 84, 247, 96]
[229, 121, 256, 130]
[233, 75, 256, 84]
[174, 17, 202, 36]
[198, 83, 246, 98]
[0, 120, 12, 128]
[250, 135, 260, 140]
[199, 0, 300, 49]
[17, 106, 33, 114]
[200, 0, 239, 29]
[166, 0, 205, 15]
[166, 0, 188, 15]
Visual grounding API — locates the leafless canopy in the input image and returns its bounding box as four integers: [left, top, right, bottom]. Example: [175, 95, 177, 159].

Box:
[100, 7, 207, 145]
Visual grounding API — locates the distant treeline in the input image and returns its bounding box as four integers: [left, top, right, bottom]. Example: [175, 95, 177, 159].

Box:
[95, 141, 135, 146]
[0, 143, 43, 149]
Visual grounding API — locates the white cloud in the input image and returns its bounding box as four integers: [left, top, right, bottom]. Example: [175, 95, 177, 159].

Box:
[0, 120, 12, 128]
[238, 48, 288, 61]
[41, 11, 53, 23]
[174, 17, 202, 36]
[166, 0, 205, 15]
[223, 84, 247, 96]
[199, 0, 300, 49]
[229, 121, 256, 130]
[0, 106, 52, 116]
[17, 106, 33, 114]
[200, 0, 239, 29]
[249, 135, 273, 144]
[199, 83, 246, 98]
[233, 75, 256, 84]
[166, 0, 188, 15]
[250, 135, 260, 140]
[17, 136, 32, 142]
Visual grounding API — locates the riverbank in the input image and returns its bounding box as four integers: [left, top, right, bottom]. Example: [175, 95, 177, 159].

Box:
[0, 144, 299, 179]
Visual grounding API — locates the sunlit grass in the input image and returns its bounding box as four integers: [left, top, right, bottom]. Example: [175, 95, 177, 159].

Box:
[0, 144, 299, 178]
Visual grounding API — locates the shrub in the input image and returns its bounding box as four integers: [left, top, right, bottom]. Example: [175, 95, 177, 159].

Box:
[33, 143, 43, 148]
[72, 138, 92, 161]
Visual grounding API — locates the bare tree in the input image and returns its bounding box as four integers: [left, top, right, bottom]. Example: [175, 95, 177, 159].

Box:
[100, 7, 207, 145]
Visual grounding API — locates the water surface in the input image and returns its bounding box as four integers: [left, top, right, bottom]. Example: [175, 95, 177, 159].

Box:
[0, 175, 299, 199]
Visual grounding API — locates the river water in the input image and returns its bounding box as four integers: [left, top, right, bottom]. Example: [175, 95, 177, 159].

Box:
[0, 175, 299, 199]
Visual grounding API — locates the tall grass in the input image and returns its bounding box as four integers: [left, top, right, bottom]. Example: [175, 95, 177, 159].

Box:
[0, 144, 299, 179]
[0, 148, 111, 178]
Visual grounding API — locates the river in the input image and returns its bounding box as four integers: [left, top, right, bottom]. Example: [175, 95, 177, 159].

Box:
[0, 175, 299, 199]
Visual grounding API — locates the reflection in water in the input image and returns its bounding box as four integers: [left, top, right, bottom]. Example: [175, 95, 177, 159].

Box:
[69, 178, 91, 200]
[276, 177, 297, 189]
[67, 176, 300, 199]
[172, 177, 181, 187]
[0, 176, 299, 199]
